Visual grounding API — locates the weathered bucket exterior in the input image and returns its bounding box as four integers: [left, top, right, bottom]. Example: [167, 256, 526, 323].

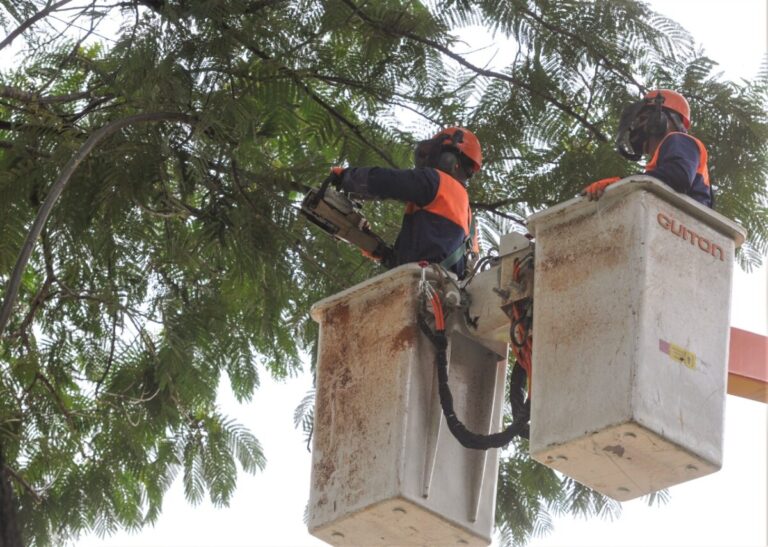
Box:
[307, 264, 506, 546]
[527, 177, 746, 501]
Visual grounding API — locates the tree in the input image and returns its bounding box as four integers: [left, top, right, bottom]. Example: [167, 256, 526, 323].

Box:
[0, 0, 765, 545]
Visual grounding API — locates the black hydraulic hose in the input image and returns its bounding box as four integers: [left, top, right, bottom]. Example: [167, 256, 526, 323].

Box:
[418, 313, 529, 450]
[508, 363, 530, 438]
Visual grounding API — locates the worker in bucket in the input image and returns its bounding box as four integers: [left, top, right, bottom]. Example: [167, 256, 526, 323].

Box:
[331, 127, 481, 278]
[583, 89, 713, 207]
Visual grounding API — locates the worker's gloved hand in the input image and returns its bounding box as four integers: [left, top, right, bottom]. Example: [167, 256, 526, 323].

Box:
[361, 248, 381, 262]
[582, 176, 621, 201]
[329, 166, 346, 188]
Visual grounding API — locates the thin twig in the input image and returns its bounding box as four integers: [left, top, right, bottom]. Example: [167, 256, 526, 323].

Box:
[341, 0, 610, 143]
[517, 5, 646, 93]
[230, 157, 347, 290]
[1, 81, 116, 123]
[0, 0, 75, 51]
[480, 209, 528, 228]
[38, 1, 101, 95]
[13, 231, 56, 337]
[97, 313, 118, 394]
[230, 31, 400, 167]
[35, 372, 75, 430]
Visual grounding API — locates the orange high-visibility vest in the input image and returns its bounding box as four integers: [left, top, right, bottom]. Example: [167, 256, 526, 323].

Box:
[404, 170, 479, 253]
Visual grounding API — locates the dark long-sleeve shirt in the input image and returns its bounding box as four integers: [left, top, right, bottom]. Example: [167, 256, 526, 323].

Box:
[645, 133, 712, 207]
[341, 167, 470, 276]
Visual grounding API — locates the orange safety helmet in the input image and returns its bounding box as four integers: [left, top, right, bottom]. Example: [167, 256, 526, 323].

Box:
[644, 89, 691, 129]
[433, 127, 483, 173]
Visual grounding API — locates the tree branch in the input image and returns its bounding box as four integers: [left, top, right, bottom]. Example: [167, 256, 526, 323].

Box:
[230, 158, 346, 289]
[0, 120, 44, 132]
[3, 464, 42, 504]
[0, 111, 197, 339]
[306, 71, 445, 127]
[340, 0, 609, 143]
[472, 194, 529, 227]
[298, 78, 399, 166]
[0, 85, 40, 103]
[95, 307, 119, 396]
[517, 5, 646, 93]
[35, 372, 75, 427]
[472, 197, 524, 210]
[0, 84, 109, 105]
[11, 231, 56, 339]
[0, 0, 76, 51]
[230, 32, 399, 167]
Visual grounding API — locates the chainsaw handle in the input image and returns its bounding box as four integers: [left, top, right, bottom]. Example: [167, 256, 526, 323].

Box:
[305, 174, 338, 209]
[318, 173, 342, 200]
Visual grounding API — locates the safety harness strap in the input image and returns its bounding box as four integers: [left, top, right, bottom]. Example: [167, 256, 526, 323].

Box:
[439, 213, 476, 272]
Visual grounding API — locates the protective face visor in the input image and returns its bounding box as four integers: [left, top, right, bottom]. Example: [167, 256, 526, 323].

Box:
[615, 100, 651, 161]
[615, 95, 669, 161]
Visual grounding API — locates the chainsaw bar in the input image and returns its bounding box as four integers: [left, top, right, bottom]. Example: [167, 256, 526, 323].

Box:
[301, 184, 394, 265]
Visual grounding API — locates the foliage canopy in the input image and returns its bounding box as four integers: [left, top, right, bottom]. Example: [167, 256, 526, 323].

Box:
[0, 0, 765, 544]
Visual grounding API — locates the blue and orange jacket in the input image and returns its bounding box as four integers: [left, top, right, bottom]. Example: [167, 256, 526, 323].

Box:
[645, 132, 712, 207]
[341, 167, 477, 277]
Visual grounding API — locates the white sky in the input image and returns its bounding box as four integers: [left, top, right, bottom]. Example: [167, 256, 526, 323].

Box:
[2, 0, 761, 546]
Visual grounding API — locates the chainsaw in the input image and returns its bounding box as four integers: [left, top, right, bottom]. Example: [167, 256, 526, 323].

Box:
[301, 175, 395, 266]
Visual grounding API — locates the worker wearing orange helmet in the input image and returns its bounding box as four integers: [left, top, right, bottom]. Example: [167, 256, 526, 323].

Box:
[584, 89, 712, 207]
[332, 127, 481, 277]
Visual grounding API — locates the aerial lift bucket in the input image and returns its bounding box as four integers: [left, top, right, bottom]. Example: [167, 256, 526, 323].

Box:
[527, 177, 746, 501]
[304, 175, 746, 544]
[307, 265, 508, 546]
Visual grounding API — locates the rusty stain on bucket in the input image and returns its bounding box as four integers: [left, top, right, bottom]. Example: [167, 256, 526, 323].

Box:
[312, 282, 417, 511]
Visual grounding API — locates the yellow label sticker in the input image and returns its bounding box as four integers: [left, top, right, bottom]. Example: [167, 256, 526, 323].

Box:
[668, 343, 697, 370]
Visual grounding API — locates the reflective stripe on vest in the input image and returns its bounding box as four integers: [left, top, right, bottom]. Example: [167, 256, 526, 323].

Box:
[404, 170, 471, 234]
[645, 132, 710, 187]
